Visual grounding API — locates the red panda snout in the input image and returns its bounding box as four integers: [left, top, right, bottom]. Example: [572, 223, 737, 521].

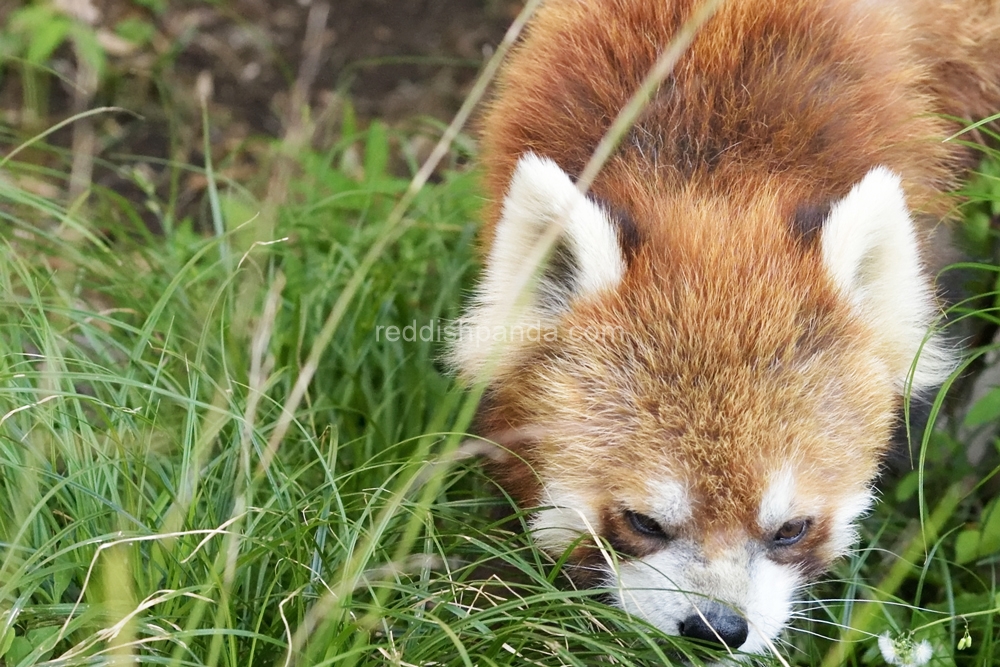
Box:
[526, 466, 872, 652]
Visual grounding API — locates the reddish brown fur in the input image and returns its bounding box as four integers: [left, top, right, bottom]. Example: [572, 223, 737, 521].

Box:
[473, 0, 1000, 567]
[913, 0, 1000, 135]
[482, 0, 1000, 232]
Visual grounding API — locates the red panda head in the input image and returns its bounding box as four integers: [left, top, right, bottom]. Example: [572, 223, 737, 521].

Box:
[450, 154, 953, 653]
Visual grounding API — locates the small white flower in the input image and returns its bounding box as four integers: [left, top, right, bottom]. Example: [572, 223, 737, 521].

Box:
[878, 633, 899, 664]
[878, 632, 933, 667]
[912, 640, 933, 665]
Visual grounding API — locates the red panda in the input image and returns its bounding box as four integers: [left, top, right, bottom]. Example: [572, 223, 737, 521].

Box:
[450, 0, 1000, 655]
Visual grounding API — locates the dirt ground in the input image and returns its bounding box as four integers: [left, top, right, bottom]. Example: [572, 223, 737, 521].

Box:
[329, 0, 523, 121]
[0, 0, 523, 227]
[1, 0, 522, 133]
[161, 0, 523, 131]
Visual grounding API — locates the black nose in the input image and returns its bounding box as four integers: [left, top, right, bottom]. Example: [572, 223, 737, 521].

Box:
[678, 605, 749, 649]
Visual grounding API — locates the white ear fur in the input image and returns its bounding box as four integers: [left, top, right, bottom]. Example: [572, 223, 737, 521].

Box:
[820, 167, 954, 393]
[450, 153, 626, 379]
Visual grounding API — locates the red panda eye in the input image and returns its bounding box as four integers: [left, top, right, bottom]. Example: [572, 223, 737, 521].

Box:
[624, 510, 670, 539]
[773, 519, 810, 546]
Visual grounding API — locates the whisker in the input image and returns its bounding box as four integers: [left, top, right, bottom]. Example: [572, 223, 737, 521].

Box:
[791, 599, 944, 615]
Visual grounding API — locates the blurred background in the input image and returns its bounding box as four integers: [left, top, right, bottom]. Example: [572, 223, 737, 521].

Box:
[0, 0, 523, 227]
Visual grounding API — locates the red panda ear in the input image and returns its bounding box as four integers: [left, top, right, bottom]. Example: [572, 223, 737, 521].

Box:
[449, 153, 626, 380]
[819, 167, 955, 394]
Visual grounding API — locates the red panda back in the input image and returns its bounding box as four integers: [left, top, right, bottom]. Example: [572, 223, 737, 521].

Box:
[480, 0, 979, 246]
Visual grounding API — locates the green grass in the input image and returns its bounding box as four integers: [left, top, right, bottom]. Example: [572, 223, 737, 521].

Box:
[0, 117, 709, 666]
[2, 102, 1000, 667]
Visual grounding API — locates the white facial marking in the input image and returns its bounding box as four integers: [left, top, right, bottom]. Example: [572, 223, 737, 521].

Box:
[828, 490, 875, 557]
[646, 478, 692, 526]
[449, 153, 626, 379]
[819, 167, 955, 393]
[614, 542, 700, 632]
[758, 466, 797, 529]
[741, 557, 801, 654]
[529, 482, 600, 554]
[611, 542, 800, 655]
